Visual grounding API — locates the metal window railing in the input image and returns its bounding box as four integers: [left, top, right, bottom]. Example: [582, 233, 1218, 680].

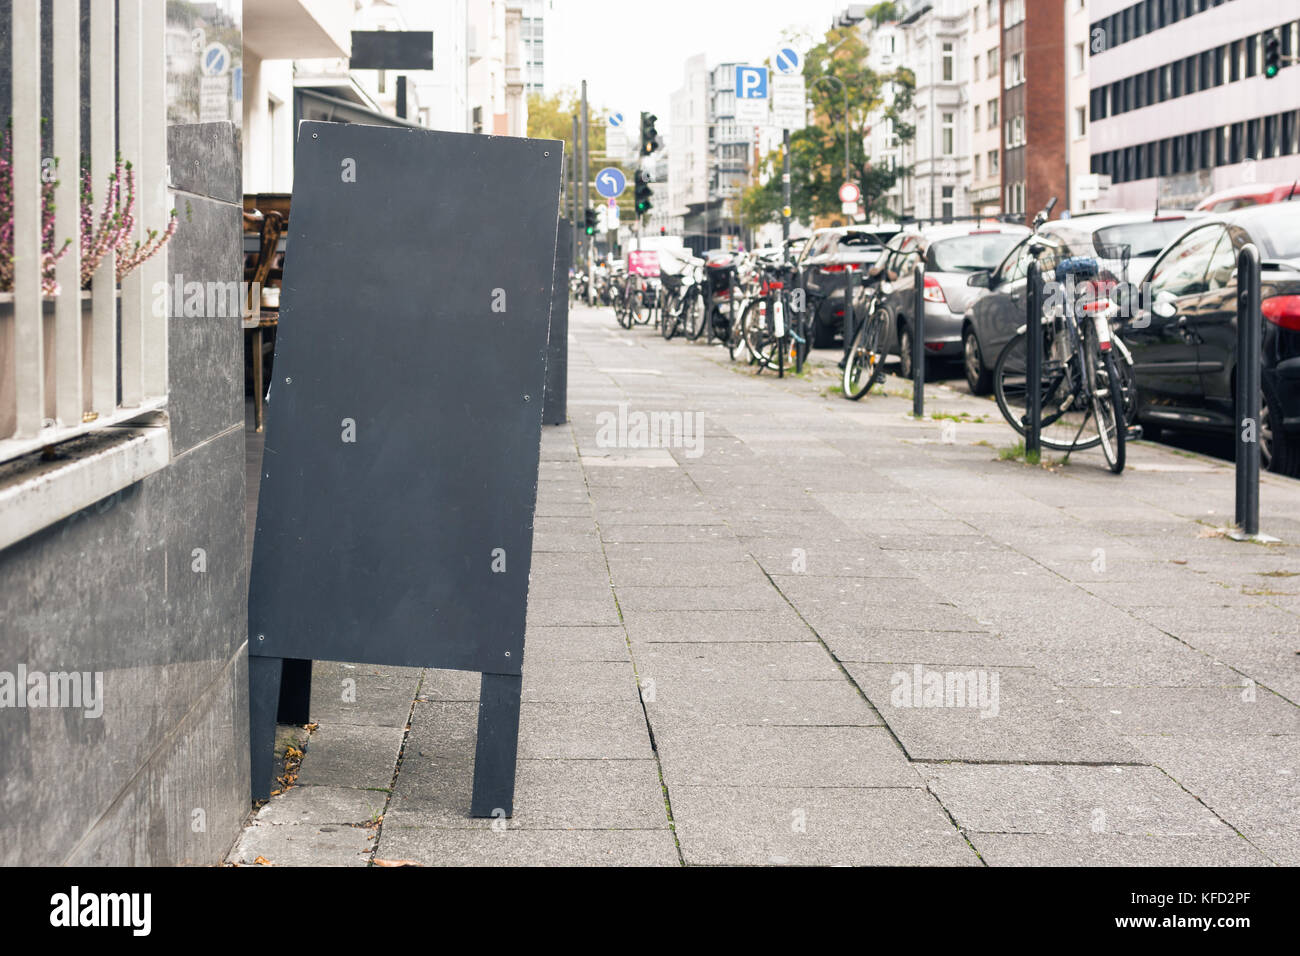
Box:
[0, 0, 169, 466]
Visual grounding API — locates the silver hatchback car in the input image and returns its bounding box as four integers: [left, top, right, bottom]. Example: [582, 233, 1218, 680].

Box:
[863, 223, 1030, 379]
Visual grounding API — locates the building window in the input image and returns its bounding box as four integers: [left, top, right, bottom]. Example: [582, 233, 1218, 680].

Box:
[1075, 106, 1087, 139]
[988, 98, 998, 128]
[973, 104, 981, 130]
[942, 112, 955, 154]
[988, 46, 999, 79]
[1004, 52, 1024, 90]
[989, 148, 999, 174]
[973, 53, 981, 78]
[1074, 42, 1086, 74]
[942, 41, 955, 82]
[1005, 0, 1025, 27]
[974, 153, 981, 178]
[942, 185, 955, 219]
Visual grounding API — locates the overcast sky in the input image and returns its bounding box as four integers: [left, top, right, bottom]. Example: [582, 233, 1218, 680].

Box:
[544, 0, 846, 123]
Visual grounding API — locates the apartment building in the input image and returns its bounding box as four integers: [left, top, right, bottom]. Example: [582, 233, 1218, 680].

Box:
[519, 0, 547, 93]
[1065, 0, 1093, 208]
[969, 0, 1002, 216]
[905, 0, 974, 222]
[668, 53, 711, 239]
[468, 0, 528, 136]
[1088, 0, 1300, 209]
[1000, 0, 1067, 222]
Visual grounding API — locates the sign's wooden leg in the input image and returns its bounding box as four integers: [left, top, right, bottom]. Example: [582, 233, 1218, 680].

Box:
[249, 654, 283, 802]
[469, 671, 523, 818]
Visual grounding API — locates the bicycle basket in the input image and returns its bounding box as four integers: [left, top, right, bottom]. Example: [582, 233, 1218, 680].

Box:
[1055, 256, 1100, 282]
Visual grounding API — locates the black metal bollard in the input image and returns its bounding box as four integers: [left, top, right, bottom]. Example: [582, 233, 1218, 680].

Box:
[1235, 243, 1262, 536]
[842, 266, 856, 367]
[1025, 259, 1043, 458]
[912, 261, 925, 418]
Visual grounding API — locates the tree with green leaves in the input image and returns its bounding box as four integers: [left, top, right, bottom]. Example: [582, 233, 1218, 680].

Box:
[743, 24, 915, 227]
[528, 90, 637, 219]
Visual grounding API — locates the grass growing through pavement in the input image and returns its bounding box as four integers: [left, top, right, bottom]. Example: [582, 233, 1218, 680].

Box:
[995, 439, 1068, 469]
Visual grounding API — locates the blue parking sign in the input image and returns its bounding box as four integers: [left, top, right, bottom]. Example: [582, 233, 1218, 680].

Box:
[736, 65, 767, 100]
[734, 65, 768, 125]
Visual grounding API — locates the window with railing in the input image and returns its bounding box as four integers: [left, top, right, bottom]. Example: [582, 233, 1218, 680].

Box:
[1, 0, 171, 543]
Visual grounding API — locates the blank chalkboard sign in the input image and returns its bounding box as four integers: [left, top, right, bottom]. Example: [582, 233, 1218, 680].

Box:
[247, 121, 563, 815]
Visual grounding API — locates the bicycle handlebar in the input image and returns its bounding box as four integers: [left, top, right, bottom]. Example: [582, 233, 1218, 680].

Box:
[1032, 196, 1058, 231]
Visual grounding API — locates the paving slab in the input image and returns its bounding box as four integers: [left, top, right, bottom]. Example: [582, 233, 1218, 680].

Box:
[968, 833, 1271, 866]
[254, 786, 389, 827]
[669, 786, 977, 866]
[655, 724, 918, 788]
[386, 758, 670, 831]
[293, 723, 406, 791]
[1070, 685, 1300, 736]
[845, 663, 1141, 763]
[1124, 734, 1300, 865]
[231, 822, 374, 867]
[643, 677, 877, 727]
[375, 827, 680, 866]
[924, 764, 1234, 836]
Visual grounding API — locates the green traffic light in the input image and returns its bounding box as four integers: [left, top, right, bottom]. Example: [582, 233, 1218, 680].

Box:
[1266, 64, 1279, 78]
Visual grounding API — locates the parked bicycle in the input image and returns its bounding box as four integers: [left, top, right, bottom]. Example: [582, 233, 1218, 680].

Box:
[991, 199, 1136, 473]
[742, 256, 800, 376]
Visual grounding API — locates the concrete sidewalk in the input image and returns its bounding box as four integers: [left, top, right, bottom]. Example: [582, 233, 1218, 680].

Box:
[231, 304, 1298, 866]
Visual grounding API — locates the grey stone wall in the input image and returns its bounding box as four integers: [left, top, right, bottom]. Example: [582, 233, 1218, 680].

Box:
[0, 121, 249, 865]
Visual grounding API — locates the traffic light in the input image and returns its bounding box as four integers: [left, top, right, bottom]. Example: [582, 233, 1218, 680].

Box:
[1264, 30, 1281, 79]
[640, 112, 660, 155]
[634, 171, 653, 217]
[584, 208, 598, 235]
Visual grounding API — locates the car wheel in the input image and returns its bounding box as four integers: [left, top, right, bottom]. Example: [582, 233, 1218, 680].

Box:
[963, 328, 992, 395]
[1262, 386, 1300, 477]
[898, 325, 913, 380]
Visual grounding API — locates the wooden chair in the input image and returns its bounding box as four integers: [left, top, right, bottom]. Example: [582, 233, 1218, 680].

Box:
[244, 210, 283, 432]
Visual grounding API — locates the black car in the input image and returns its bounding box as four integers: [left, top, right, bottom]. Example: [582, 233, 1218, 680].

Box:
[961, 211, 1202, 394]
[796, 226, 897, 347]
[1121, 202, 1300, 475]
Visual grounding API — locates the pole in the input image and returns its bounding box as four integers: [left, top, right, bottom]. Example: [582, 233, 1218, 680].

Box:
[1025, 259, 1043, 458]
[570, 114, 579, 269]
[843, 83, 850, 187]
[1235, 243, 1262, 536]
[782, 129, 791, 248]
[581, 80, 591, 304]
[912, 260, 925, 418]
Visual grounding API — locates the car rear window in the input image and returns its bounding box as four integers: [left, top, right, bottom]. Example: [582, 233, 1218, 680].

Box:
[1237, 205, 1300, 259]
[1092, 219, 1192, 260]
[925, 233, 1024, 272]
[839, 232, 881, 248]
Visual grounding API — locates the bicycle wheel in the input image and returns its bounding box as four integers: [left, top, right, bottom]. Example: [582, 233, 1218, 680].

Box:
[1092, 348, 1126, 473]
[661, 296, 679, 339]
[993, 329, 1101, 451]
[744, 299, 781, 371]
[683, 290, 706, 340]
[842, 311, 886, 400]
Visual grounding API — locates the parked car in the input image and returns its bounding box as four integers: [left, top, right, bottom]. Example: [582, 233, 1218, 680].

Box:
[1120, 202, 1300, 475]
[796, 225, 898, 346]
[961, 210, 1205, 394]
[1194, 182, 1298, 213]
[861, 222, 1030, 379]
